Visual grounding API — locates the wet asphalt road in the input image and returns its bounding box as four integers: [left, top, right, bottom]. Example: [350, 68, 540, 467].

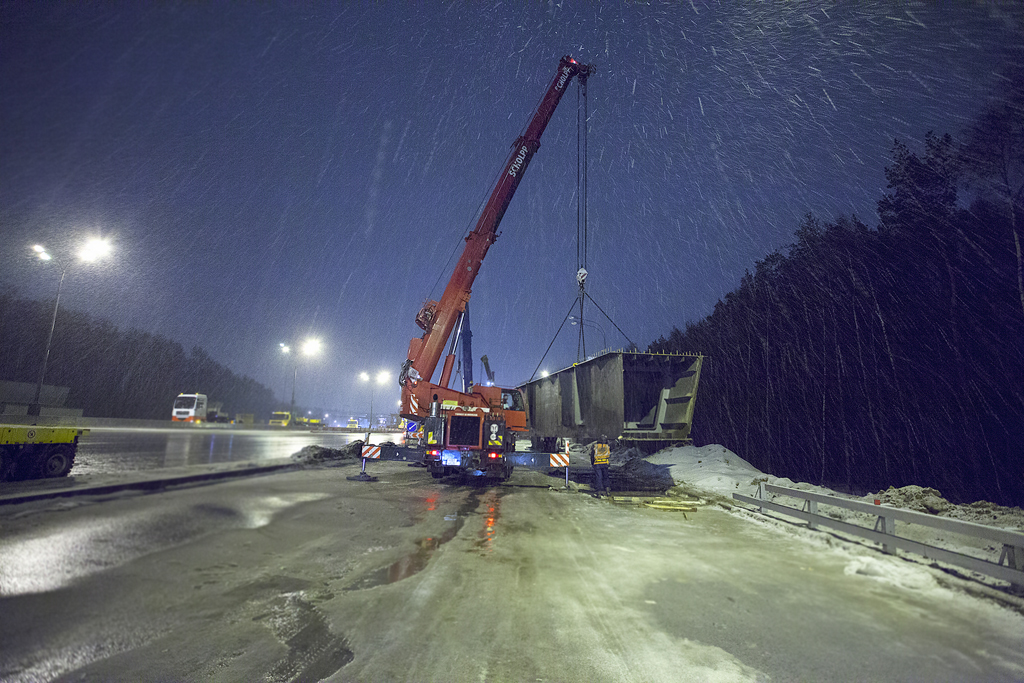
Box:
[73, 427, 398, 475]
[1, 460, 1023, 682]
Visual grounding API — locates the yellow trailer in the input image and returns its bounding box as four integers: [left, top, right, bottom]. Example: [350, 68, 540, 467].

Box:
[0, 424, 88, 480]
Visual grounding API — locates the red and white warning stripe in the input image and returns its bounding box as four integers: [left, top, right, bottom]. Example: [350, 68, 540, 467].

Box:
[362, 444, 382, 459]
[550, 452, 569, 467]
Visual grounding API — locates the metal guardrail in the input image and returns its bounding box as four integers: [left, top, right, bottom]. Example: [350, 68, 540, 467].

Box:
[734, 482, 1024, 587]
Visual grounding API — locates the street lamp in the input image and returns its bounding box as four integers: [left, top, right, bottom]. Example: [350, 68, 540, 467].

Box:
[28, 238, 112, 416]
[280, 338, 321, 417]
[569, 315, 607, 353]
[359, 370, 389, 436]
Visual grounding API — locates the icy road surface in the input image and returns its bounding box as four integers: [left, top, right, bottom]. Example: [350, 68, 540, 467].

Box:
[1, 461, 1022, 682]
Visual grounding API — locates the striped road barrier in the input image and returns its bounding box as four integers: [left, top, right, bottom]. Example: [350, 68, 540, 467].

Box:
[550, 451, 570, 488]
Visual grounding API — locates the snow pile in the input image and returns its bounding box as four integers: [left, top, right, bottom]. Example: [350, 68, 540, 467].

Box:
[644, 444, 768, 497]
[643, 444, 1024, 531]
[291, 442, 363, 465]
[874, 485, 951, 514]
[873, 484, 1024, 530]
[842, 554, 943, 592]
[638, 444, 838, 501]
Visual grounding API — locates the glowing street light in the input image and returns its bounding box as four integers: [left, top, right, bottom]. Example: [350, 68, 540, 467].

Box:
[280, 337, 321, 417]
[79, 237, 113, 262]
[301, 338, 321, 356]
[28, 238, 113, 416]
[569, 315, 607, 351]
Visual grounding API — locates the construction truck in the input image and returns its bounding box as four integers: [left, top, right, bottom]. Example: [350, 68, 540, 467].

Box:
[206, 401, 231, 423]
[0, 424, 88, 480]
[172, 393, 208, 422]
[268, 411, 292, 427]
[399, 55, 594, 480]
[293, 414, 323, 428]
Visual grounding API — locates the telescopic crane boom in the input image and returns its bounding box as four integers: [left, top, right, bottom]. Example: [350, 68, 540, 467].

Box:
[398, 55, 594, 480]
[400, 55, 593, 419]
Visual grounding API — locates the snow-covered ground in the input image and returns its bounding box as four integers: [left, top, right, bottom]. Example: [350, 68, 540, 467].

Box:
[640, 443, 1024, 603]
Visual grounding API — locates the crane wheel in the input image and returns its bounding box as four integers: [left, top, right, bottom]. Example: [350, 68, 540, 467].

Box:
[38, 444, 75, 478]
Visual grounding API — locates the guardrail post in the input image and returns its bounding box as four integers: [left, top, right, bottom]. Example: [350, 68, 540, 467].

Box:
[803, 499, 818, 530]
[757, 481, 766, 513]
[999, 544, 1023, 571]
[873, 512, 896, 555]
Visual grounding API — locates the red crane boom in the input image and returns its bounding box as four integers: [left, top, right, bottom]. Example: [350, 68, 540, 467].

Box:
[400, 55, 593, 421]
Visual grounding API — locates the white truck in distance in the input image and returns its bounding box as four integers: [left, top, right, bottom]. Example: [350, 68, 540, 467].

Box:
[171, 393, 207, 422]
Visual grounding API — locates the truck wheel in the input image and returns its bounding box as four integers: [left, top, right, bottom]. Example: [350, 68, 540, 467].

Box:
[38, 444, 75, 478]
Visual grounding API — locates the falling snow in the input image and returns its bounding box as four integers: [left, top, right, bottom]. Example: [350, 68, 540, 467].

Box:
[0, 2, 1019, 417]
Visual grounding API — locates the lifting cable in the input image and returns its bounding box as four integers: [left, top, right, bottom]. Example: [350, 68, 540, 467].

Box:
[530, 68, 637, 382]
[576, 72, 589, 362]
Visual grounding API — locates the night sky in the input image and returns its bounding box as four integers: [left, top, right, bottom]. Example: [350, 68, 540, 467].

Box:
[2, 2, 1019, 414]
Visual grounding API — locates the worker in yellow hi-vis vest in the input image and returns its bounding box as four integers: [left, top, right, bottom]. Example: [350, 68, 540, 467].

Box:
[590, 435, 611, 498]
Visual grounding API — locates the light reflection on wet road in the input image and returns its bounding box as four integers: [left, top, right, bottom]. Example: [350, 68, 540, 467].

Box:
[0, 492, 331, 597]
[74, 427, 402, 475]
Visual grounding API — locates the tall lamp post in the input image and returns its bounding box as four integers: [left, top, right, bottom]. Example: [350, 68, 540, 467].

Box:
[29, 238, 112, 416]
[280, 338, 321, 417]
[569, 315, 607, 355]
[359, 370, 389, 439]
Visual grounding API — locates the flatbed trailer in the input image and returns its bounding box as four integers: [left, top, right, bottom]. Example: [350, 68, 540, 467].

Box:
[0, 424, 88, 480]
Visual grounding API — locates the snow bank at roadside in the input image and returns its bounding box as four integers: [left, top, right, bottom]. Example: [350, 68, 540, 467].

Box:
[292, 442, 363, 465]
[643, 443, 1024, 530]
[645, 444, 767, 498]
[640, 443, 1024, 594]
[642, 443, 838, 502]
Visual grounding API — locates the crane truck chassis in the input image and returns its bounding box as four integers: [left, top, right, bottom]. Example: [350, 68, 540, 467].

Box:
[0, 424, 87, 481]
[419, 392, 525, 480]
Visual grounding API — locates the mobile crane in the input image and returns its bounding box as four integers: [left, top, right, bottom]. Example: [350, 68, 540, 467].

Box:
[399, 55, 594, 480]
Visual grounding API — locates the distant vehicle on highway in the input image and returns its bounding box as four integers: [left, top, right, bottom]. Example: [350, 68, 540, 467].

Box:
[172, 393, 207, 422]
[268, 411, 292, 427]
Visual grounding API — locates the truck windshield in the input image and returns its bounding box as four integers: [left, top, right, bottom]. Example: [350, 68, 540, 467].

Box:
[174, 397, 196, 410]
[501, 390, 525, 411]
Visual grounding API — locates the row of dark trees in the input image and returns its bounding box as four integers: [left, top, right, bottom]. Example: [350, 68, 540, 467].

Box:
[0, 292, 277, 420]
[651, 76, 1024, 507]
